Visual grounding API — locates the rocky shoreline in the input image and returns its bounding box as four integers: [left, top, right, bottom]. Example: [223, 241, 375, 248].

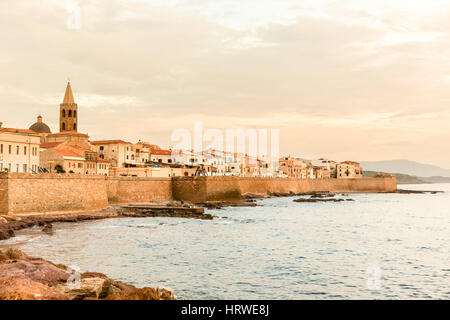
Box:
[0, 248, 176, 300]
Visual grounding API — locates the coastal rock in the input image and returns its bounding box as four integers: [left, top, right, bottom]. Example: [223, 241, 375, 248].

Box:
[157, 285, 177, 300]
[0, 258, 71, 287]
[293, 198, 354, 203]
[55, 277, 107, 300]
[0, 274, 69, 300]
[41, 223, 54, 234]
[106, 286, 160, 300]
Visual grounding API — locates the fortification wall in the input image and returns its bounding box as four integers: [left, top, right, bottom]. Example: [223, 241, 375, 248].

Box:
[0, 173, 108, 214]
[107, 177, 173, 204]
[0, 174, 397, 214]
[173, 176, 397, 202]
[0, 177, 8, 213]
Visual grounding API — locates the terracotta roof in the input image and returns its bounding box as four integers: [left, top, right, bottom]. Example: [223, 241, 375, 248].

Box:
[141, 142, 161, 149]
[341, 161, 360, 165]
[40, 142, 63, 149]
[97, 157, 109, 163]
[51, 148, 85, 159]
[90, 140, 131, 145]
[150, 149, 172, 155]
[0, 128, 38, 135]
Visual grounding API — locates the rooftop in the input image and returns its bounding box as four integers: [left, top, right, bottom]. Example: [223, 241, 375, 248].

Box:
[90, 140, 132, 145]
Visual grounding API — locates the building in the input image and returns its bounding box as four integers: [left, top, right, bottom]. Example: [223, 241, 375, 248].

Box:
[29, 115, 52, 142]
[40, 144, 110, 175]
[45, 131, 91, 149]
[311, 158, 337, 178]
[60, 82, 78, 132]
[278, 157, 305, 178]
[0, 123, 41, 173]
[90, 140, 134, 168]
[336, 161, 363, 179]
[150, 149, 173, 164]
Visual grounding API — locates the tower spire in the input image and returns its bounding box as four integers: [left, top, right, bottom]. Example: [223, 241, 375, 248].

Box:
[60, 81, 78, 132]
[63, 81, 75, 104]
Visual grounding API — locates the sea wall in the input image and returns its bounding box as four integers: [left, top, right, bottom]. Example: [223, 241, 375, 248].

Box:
[0, 173, 108, 214]
[172, 176, 398, 202]
[106, 177, 173, 204]
[0, 173, 397, 214]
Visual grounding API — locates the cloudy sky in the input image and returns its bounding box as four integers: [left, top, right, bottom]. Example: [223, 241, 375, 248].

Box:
[1, 0, 449, 168]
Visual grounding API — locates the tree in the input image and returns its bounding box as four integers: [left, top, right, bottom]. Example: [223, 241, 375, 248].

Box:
[54, 164, 65, 174]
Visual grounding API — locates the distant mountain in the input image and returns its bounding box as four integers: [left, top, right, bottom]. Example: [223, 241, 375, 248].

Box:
[359, 160, 450, 178]
[363, 171, 450, 184]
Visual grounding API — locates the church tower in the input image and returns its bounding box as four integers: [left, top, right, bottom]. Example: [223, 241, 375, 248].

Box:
[59, 82, 78, 132]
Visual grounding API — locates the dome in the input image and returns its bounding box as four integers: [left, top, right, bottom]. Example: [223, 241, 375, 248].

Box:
[29, 115, 52, 134]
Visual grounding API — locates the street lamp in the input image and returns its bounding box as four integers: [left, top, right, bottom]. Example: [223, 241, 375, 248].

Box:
[47, 160, 55, 173]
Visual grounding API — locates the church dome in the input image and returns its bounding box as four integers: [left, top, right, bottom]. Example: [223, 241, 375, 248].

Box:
[29, 115, 52, 134]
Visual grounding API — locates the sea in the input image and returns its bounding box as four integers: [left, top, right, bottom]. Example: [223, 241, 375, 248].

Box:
[2, 183, 449, 299]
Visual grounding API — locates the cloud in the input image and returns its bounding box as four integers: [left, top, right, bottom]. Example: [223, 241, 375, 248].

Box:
[0, 0, 449, 168]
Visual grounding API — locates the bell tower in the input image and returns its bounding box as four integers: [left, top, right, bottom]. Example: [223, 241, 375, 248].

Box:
[59, 81, 78, 132]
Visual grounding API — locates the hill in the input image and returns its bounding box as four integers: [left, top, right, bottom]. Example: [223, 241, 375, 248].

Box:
[363, 171, 450, 184]
[359, 160, 450, 177]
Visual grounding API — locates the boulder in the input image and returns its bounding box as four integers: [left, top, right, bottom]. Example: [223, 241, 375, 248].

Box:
[157, 285, 177, 300]
[54, 277, 107, 300]
[0, 217, 7, 225]
[0, 259, 71, 287]
[106, 287, 160, 300]
[0, 275, 68, 300]
[41, 223, 54, 234]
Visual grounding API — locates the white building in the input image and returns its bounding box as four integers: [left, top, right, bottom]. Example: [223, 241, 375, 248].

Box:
[0, 124, 41, 173]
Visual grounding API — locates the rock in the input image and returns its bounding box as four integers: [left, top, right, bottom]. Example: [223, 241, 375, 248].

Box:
[0, 217, 7, 224]
[0, 229, 15, 241]
[41, 223, 54, 234]
[157, 285, 177, 300]
[55, 277, 107, 300]
[0, 250, 8, 262]
[106, 287, 160, 300]
[0, 275, 69, 300]
[0, 258, 71, 287]
[294, 198, 351, 203]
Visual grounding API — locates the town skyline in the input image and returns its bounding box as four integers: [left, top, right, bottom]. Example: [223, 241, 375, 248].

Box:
[1, 0, 449, 168]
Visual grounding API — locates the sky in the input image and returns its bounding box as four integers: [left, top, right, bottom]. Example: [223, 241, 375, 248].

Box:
[1, 0, 449, 168]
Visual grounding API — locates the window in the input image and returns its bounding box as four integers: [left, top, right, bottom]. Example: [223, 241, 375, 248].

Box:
[16, 146, 19, 155]
[62, 122, 66, 130]
[9, 145, 11, 154]
[62, 109, 66, 117]
[100, 146, 104, 151]
[74, 110, 77, 118]
[73, 123, 77, 130]
[0, 144, 2, 154]
[68, 110, 72, 117]
[0, 163, 2, 171]
[8, 164, 11, 171]
[16, 164, 19, 172]
[24, 146, 27, 155]
[23, 164, 27, 173]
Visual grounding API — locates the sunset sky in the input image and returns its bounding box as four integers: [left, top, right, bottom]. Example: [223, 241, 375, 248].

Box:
[1, 0, 449, 168]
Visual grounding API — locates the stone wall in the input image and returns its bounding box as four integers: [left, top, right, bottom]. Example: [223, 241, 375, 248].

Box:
[107, 177, 173, 204]
[0, 173, 108, 214]
[0, 173, 397, 214]
[173, 176, 398, 203]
